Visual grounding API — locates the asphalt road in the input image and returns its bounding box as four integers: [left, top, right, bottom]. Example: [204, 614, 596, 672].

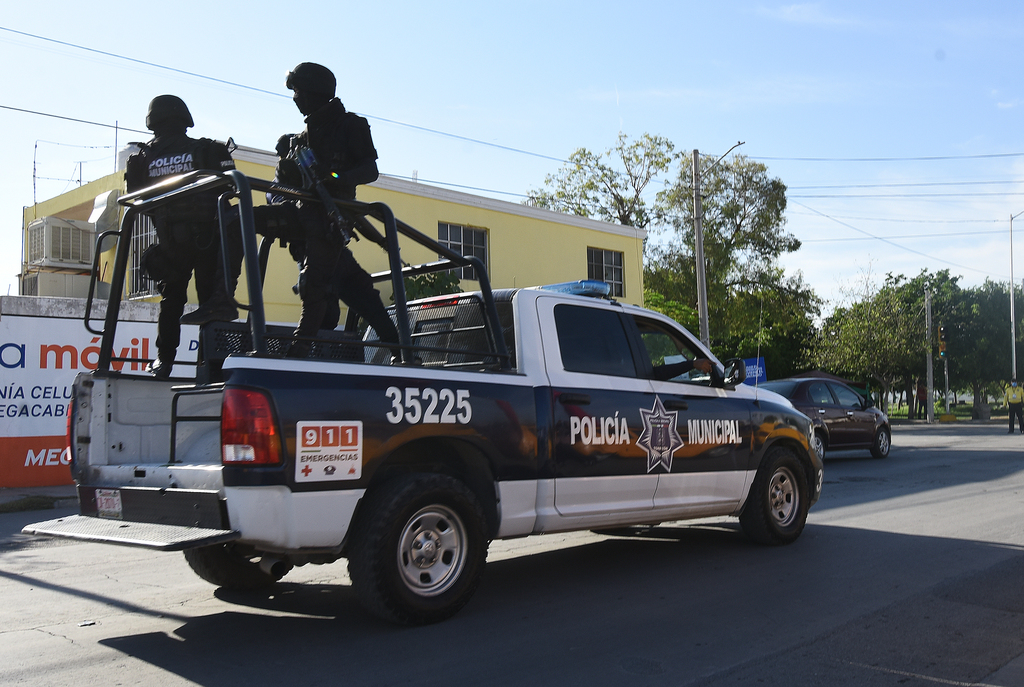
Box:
[3, 423, 1024, 686]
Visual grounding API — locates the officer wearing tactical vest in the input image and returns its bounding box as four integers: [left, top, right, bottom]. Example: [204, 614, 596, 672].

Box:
[125, 95, 237, 378]
[189, 62, 398, 358]
[1005, 378, 1024, 434]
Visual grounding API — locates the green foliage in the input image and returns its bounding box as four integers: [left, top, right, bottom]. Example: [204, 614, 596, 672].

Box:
[643, 289, 699, 333]
[525, 132, 674, 229]
[645, 154, 817, 378]
[398, 271, 463, 302]
[810, 273, 925, 412]
[529, 135, 817, 378]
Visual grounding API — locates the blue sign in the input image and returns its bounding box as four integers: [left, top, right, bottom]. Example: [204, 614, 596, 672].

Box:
[742, 357, 767, 386]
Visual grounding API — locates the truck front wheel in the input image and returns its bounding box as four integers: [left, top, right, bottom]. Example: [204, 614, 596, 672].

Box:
[348, 473, 488, 625]
[183, 543, 291, 590]
[739, 446, 809, 545]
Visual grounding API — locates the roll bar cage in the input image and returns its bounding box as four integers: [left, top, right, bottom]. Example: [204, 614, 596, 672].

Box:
[84, 170, 511, 374]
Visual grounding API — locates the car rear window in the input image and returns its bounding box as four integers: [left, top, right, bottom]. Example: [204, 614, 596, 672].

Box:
[761, 381, 798, 397]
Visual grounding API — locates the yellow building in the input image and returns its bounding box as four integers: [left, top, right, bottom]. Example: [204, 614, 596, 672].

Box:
[22, 144, 646, 322]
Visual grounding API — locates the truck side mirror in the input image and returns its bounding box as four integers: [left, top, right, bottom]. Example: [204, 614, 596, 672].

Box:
[721, 358, 746, 387]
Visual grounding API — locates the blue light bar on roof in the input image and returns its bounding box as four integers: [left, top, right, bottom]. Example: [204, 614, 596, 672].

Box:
[538, 280, 612, 297]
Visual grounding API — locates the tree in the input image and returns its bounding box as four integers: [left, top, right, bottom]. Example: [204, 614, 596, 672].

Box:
[810, 273, 926, 414]
[525, 133, 674, 229]
[528, 137, 817, 375]
[646, 153, 817, 376]
[952, 280, 1016, 414]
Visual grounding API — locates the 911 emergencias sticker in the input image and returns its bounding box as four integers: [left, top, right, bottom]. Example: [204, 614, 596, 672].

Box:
[296, 421, 363, 482]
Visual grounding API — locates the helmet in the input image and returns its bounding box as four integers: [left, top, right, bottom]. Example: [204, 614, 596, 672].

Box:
[146, 95, 194, 131]
[285, 63, 336, 97]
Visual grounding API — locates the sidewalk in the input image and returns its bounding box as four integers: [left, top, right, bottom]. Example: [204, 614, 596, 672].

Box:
[0, 484, 78, 513]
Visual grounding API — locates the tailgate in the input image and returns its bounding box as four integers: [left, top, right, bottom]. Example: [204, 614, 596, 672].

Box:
[22, 485, 238, 551]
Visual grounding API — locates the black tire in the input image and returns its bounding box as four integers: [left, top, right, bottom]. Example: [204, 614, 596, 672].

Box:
[347, 474, 489, 625]
[183, 543, 290, 590]
[870, 426, 891, 459]
[811, 431, 827, 461]
[740, 446, 809, 545]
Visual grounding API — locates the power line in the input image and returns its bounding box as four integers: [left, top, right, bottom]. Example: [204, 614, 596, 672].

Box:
[801, 230, 1005, 243]
[755, 152, 1024, 162]
[790, 179, 1023, 190]
[786, 211, 1003, 224]
[790, 200, 1003, 279]
[791, 191, 1024, 199]
[1, 104, 147, 134]
[0, 25, 569, 167]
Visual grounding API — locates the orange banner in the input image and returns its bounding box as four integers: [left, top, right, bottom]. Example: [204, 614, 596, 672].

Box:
[0, 435, 73, 487]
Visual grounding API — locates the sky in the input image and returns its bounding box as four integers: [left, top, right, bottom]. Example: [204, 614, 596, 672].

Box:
[2, 1, 1024, 314]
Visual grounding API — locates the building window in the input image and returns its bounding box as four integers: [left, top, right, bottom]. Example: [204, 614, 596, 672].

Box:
[129, 215, 159, 298]
[438, 222, 487, 281]
[587, 247, 624, 297]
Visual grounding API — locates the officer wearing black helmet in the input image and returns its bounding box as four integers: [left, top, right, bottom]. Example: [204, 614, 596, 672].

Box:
[260, 62, 397, 356]
[125, 95, 236, 378]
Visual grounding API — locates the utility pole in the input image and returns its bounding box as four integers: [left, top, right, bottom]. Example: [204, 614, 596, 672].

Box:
[693, 150, 709, 347]
[1012, 212, 1018, 379]
[925, 289, 934, 423]
[691, 142, 743, 349]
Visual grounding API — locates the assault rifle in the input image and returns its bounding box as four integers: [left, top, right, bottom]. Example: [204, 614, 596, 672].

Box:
[292, 145, 355, 245]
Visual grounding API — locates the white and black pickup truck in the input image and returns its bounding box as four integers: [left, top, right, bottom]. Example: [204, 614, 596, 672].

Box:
[25, 171, 822, 625]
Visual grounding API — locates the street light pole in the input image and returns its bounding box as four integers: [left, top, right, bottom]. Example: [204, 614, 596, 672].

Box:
[693, 150, 708, 347]
[692, 141, 744, 348]
[1011, 211, 1024, 380]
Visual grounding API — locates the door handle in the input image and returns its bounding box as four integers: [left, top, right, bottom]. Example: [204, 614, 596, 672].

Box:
[817, 409, 826, 414]
[558, 393, 591, 406]
[664, 400, 689, 411]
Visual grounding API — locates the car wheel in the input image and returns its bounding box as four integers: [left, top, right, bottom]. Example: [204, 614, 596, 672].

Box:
[183, 543, 291, 590]
[348, 473, 489, 625]
[871, 426, 891, 459]
[812, 431, 826, 461]
[740, 446, 809, 545]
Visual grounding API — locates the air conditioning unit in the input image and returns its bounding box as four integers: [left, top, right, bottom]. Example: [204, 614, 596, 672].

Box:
[20, 271, 92, 298]
[26, 217, 94, 269]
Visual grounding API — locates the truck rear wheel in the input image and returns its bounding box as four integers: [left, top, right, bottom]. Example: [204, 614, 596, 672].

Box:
[183, 543, 291, 590]
[348, 473, 488, 625]
[739, 446, 809, 545]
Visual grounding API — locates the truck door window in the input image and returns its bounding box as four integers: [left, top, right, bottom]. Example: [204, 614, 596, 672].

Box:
[635, 318, 710, 385]
[553, 304, 637, 377]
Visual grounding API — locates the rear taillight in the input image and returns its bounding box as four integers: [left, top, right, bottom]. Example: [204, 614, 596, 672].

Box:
[221, 388, 282, 465]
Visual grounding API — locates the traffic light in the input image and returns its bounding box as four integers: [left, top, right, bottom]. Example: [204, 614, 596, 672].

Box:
[938, 325, 947, 357]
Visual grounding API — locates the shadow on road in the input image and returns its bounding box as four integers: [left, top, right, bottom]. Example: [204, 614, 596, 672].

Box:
[95, 522, 1024, 687]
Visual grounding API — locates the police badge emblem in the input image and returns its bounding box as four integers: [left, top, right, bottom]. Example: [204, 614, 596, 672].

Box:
[636, 396, 684, 473]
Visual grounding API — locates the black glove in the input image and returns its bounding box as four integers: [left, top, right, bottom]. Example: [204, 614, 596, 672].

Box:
[276, 158, 301, 187]
[288, 239, 307, 263]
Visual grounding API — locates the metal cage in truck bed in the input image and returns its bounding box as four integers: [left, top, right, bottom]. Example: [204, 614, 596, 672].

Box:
[82, 169, 512, 378]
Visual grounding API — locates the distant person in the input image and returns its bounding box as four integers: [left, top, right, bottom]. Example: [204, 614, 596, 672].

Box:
[1006, 379, 1024, 433]
[125, 95, 237, 378]
[916, 381, 928, 420]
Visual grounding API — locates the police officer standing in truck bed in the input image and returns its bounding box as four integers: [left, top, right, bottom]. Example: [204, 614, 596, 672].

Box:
[125, 95, 237, 378]
[185, 62, 398, 358]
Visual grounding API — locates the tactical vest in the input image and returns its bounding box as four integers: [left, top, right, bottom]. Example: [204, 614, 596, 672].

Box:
[125, 134, 235, 226]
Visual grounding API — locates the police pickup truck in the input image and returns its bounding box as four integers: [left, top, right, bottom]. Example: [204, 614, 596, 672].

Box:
[25, 170, 822, 625]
